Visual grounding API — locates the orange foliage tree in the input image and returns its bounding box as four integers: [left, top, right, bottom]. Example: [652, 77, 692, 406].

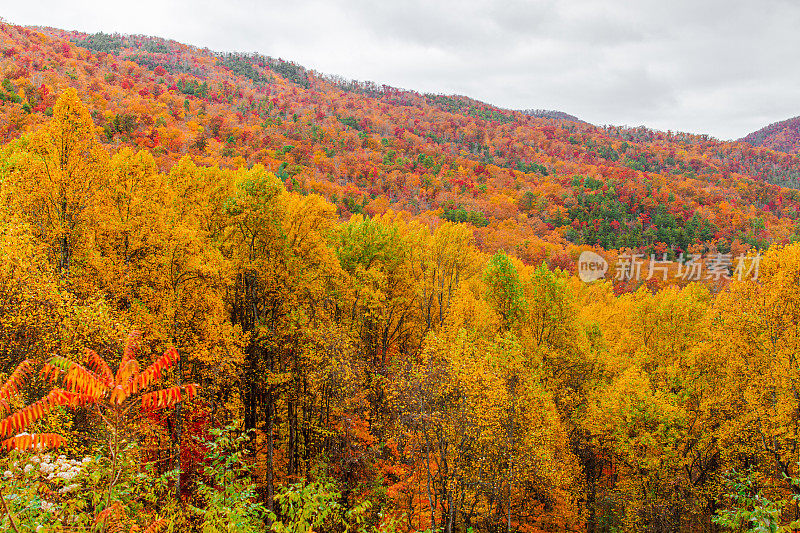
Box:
[42, 331, 198, 509]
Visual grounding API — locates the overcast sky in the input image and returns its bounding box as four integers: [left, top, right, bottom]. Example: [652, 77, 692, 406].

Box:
[4, 0, 799, 139]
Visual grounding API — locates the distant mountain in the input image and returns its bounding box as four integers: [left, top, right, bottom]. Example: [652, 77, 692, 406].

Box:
[741, 116, 800, 154]
[519, 108, 584, 122]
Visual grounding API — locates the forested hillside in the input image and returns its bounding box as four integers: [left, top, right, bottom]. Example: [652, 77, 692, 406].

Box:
[2, 24, 800, 267]
[741, 115, 800, 155]
[1, 21, 800, 533]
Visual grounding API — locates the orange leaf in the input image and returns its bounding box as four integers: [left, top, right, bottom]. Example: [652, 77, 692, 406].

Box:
[63, 362, 109, 400]
[116, 331, 142, 385]
[0, 359, 33, 401]
[0, 388, 97, 438]
[116, 358, 140, 388]
[41, 363, 62, 383]
[132, 347, 179, 395]
[141, 383, 198, 410]
[48, 389, 98, 408]
[85, 349, 113, 386]
[184, 383, 199, 400]
[94, 502, 124, 526]
[143, 518, 168, 533]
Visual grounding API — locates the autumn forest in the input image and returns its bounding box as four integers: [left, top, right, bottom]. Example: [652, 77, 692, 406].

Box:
[2, 21, 800, 533]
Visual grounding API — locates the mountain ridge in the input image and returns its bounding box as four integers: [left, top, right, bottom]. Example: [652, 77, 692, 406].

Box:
[741, 115, 800, 154]
[519, 108, 584, 123]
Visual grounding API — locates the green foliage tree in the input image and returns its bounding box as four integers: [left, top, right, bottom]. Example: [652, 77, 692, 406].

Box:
[191, 426, 269, 532]
[482, 252, 527, 333]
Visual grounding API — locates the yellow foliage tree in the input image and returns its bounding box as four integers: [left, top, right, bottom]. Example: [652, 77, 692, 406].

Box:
[14, 87, 109, 277]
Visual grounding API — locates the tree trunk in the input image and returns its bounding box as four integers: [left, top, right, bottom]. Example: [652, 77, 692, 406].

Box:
[507, 380, 515, 533]
[424, 429, 437, 533]
[267, 388, 275, 518]
[446, 483, 455, 533]
[174, 338, 182, 502]
[288, 398, 296, 478]
[263, 345, 275, 522]
[243, 343, 258, 432]
[60, 233, 69, 275]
